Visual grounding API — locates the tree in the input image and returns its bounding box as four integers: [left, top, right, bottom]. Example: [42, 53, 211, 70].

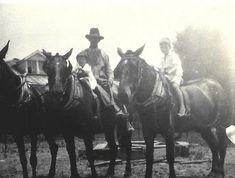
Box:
[174, 26, 234, 123]
[174, 26, 230, 86]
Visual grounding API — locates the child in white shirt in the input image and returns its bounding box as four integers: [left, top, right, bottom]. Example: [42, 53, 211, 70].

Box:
[76, 54, 100, 119]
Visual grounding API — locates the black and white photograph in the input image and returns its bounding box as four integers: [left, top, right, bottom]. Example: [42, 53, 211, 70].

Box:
[1, 0, 235, 177]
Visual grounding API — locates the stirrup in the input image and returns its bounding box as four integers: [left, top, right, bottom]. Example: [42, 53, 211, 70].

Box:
[177, 110, 190, 118]
[116, 110, 129, 117]
[127, 122, 134, 132]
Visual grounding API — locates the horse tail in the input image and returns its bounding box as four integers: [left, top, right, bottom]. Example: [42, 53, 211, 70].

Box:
[206, 79, 230, 128]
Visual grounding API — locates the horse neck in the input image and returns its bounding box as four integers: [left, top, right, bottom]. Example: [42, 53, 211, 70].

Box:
[135, 64, 169, 104]
[63, 74, 73, 104]
[135, 66, 156, 102]
[0, 61, 21, 102]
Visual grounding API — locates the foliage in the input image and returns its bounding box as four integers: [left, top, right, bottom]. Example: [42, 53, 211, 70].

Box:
[174, 26, 231, 87]
[174, 26, 234, 123]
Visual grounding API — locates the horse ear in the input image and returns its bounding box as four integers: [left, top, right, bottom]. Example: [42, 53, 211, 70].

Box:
[134, 44, 145, 57]
[0, 40, 10, 60]
[117, 47, 124, 58]
[63, 48, 73, 60]
[42, 49, 52, 59]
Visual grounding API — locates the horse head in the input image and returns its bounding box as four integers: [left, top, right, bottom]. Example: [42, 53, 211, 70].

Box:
[42, 49, 73, 100]
[115, 45, 145, 104]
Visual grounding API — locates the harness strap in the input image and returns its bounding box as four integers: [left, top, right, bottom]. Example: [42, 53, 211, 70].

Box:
[134, 71, 165, 108]
[64, 75, 82, 110]
[64, 75, 76, 110]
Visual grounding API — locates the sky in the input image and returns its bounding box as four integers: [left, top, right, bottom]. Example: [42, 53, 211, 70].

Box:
[1, 0, 235, 70]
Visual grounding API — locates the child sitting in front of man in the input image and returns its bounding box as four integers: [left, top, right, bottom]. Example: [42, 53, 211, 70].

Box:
[75, 53, 97, 90]
[75, 53, 99, 119]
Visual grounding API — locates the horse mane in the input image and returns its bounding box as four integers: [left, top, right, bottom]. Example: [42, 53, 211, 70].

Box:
[136, 57, 156, 74]
[182, 77, 206, 86]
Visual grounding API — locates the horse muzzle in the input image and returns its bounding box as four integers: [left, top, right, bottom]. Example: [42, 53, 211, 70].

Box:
[118, 86, 133, 104]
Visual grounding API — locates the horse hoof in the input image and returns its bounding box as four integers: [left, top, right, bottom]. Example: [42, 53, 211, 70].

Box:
[106, 170, 114, 178]
[70, 174, 82, 178]
[23, 174, 29, 178]
[124, 171, 132, 178]
[47, 173, 55, 178]
[208, 171, 223, 178]
[92, 173, 98, 178]
[106, 175, 114, 178]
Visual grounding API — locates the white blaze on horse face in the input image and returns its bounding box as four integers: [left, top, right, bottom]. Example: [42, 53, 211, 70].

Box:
[55, 61, 61, 89]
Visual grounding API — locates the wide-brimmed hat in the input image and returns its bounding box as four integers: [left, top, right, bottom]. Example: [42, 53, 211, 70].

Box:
[85, 28, 104, 40]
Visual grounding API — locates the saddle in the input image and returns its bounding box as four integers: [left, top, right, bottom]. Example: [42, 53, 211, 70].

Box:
[160, 74, 191, 117]
[64, 74, 84, 110]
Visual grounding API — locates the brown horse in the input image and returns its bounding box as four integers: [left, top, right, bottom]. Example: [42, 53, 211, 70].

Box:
[0, 41, 59, 178]
[114, 46, 229, 178]
[42, 49, 132, 178]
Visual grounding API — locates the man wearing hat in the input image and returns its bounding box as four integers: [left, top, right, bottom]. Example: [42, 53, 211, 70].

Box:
[76, 28, 134, 132]
[159, 37, 187, 117]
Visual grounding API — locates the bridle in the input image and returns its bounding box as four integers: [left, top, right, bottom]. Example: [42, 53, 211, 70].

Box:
[44, 59, 72, 97]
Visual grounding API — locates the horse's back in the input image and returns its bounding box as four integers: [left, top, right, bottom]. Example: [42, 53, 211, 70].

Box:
[182, 78, 228, 125]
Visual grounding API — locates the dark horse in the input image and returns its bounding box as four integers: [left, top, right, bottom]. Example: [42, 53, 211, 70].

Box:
[114, 46, 229, 178]
[0, 41, 59, 178]
[42, 49, 132, 178]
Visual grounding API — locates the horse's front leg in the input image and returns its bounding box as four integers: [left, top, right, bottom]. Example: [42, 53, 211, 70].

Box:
[165, 128, 176, 178]
[123, 132, 132, 178]
[84, 135, 98, 178]
[14, 134, 29, 178]
[105, 130, 117, 178]
[64, 134, 81, 178]
[30, 134, 38, 178]
[144, 132, 155, 178]
[218, 128, 227, 178]
[45, 134, 58, 178]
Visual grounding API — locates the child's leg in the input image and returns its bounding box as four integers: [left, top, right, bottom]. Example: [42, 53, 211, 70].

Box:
[91, 89, 100, 119]
[172, 83, 186, 117]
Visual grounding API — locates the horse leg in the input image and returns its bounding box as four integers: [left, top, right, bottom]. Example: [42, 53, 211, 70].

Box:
[144, 132, 155, 178]
[45, 134, 58, 178]
[123, 132, 132, 178]
[116, 118, 132, 178]
[105, 130, 117, 178]
[201, 130, 220, 177]
[165, 129, 176, 178]
[64, 134, 80, 178]
[14, 135, 29, 178]
[218, 128, 227, 178]
[84, 136, 98, 178]
[30, 134, 37, 178]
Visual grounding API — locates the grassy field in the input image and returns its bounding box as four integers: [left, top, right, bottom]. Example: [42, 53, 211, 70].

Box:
[0, 133, 235, 178]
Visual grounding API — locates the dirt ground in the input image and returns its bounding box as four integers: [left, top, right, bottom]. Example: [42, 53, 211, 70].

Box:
[0, 134, 235, 178]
